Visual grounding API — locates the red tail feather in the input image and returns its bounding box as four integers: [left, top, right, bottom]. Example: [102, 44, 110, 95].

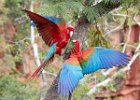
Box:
[29, 61, 47, 80]
[28, 55, 54, 81]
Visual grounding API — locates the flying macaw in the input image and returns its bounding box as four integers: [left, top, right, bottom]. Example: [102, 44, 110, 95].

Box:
[58, 40, 129, 100]
[23, 9, 75, 79]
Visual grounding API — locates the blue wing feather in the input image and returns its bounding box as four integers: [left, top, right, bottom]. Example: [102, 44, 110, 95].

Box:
[82, 47, 129, 75]
[45, 43, 57, 60]
[58, 63, 83, 97]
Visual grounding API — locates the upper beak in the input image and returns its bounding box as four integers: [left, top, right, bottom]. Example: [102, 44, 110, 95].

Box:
[69, 31, 73, 37]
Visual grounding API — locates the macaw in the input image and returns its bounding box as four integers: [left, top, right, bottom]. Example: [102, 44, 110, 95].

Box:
[23, 10, 74, 79]
[58, 40, 129, 100]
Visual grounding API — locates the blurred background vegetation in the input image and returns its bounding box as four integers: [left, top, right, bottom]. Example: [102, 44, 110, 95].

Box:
[0, 0, 140, 100]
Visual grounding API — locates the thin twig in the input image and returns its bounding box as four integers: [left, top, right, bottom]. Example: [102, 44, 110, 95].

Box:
[93, 0, 103, 6]
[111, 13, 129, 17]
[122, 26, 131, 53]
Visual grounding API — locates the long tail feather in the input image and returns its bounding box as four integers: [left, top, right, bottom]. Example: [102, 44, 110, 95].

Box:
[30, 60, 48, 79]
[30, 54, 54, 79]
[28, 43, 56, 80]
[27, 60, 48, 81]
[28, 55, 54, 81]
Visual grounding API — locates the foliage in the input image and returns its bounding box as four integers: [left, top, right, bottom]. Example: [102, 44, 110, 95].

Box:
[106, 82, 117, 92]
[37, 0, 140, 23]
[73, 84, 92, 100]
[0, 75, 39, 100]
[0, 0, 27, 26]
[63, 40, 76, 60]
[0, 0, 9, 26]
[0, 38, 16, 76]
[0, 1, 39, 100]
[83, 0, 121, 22]
[39, 0, 83, 21]
[38, 0, 122, 22]
[87, 25, 109, 47]
[1, 0, 140, 100]
[5, 0, 26, 21]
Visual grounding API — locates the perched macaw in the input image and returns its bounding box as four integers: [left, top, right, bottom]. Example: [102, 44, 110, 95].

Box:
[58, 40, 129, 100]
[23, 10, 74, 79]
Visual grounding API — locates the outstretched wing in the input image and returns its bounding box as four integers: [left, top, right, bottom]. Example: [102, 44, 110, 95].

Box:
[23, 9, 63, 46]
[30, 15, 66, 31]
[81, 47, 129, 75]
[58, 56, 83, 96]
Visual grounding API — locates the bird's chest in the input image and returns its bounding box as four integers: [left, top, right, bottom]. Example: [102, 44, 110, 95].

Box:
[55, 43, 67, 55]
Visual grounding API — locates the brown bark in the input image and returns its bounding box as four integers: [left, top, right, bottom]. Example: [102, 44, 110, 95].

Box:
[72, 16, 90, 44]
[45, 73, 59, 100]
[109, 24, 140, 47]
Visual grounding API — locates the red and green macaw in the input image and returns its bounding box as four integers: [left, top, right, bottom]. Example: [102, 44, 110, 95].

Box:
[23, 10, 74, 79]
[58, 40, 129, 99]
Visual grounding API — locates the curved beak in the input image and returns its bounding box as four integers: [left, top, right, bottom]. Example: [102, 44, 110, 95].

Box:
[69, 31, 74, 37]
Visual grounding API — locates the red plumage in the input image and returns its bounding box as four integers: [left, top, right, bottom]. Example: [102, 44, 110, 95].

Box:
[23, 9, 64, 46]
[23, 9, 75, 79]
